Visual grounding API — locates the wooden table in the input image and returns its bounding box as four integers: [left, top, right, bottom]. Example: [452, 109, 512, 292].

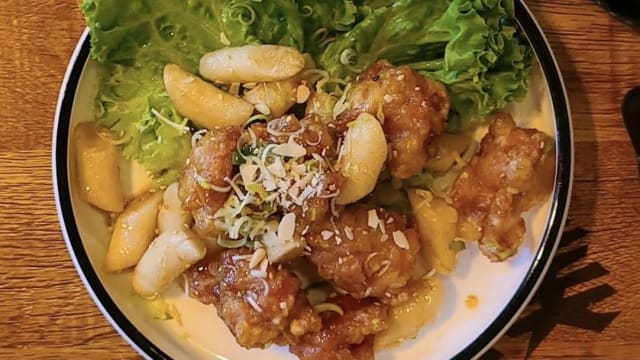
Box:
[1, 0, 639, 359]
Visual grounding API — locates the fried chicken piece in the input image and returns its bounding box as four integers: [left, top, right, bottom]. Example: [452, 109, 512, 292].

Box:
[186, 248, 322, 348]
[179, 127, 240, 240]
[341, 60, 450, 179]
[249, 113, 336, 158]
[306, 207, 421, 299]
[452, 112, 556, 261]
[290, 296, 389, 360]
[248, 115, 344, 223]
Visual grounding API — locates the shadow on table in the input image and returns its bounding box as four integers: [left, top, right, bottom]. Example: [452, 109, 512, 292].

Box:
[482, 6, 620, 359]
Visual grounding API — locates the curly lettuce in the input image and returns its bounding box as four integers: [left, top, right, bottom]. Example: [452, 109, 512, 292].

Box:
[319, 0, 533, 130]
[81, 0, 532, 183]
[82, 0, 304, 184]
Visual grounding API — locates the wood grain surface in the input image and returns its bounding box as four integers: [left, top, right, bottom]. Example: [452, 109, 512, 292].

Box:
[1, 0, 639, 359]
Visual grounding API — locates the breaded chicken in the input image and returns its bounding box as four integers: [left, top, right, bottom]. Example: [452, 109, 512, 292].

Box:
[248, 115, 343, 222]
[186, 248, 322, 348]
[179, 127, 240, 240]
[340, 60, 450, 179]
[452, 112, 556, 261]
[249, 113, 336, 159]
[290, 295, 389, 360]
[306, 207, 421, 299]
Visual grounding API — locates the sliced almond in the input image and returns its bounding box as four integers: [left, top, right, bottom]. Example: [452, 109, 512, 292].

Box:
[392, 230, 410, 250]
[278, 213, 296, 242]
[249, 248, 267, 269]
[273, 142, 307, 158]
[296, 85, 311, 104]
[368, 209, 379, 229]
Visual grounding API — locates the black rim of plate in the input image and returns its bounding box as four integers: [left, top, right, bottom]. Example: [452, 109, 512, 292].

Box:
[53, 2, 573, 360]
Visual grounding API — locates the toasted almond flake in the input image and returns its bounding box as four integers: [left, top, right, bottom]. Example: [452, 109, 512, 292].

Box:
[383, 94, 394, 103]
[368, 209, 379, 229]
[263, 177, 277, 191]
[296, 85, 311, 103]
[397, 74, 405, 81]
[380, 234, 389, 242]
[267, 157, 287, 178]
[278, 213, 296, 242]
[239, 164, 259, 184]
[280, 301, 288, 310]
[249, 248, 267, 269]
[392, 231, 410, 249]
[379, 221, 386, 234]
[321, 230, 334, 240]
[256, 103, 271, 115]
[415, 87, 421, 91]
[335, 237, 342, 245]
[260, 257, 269, 274]
[344, 226, 354, 240]
[250, 269, 267, 278]
[302, 225, 310, 236]
[386, 217, 394, 224]
[364, 287, 372, 297]
[219, 32, 231, 46]
[273, 142, 307, 158]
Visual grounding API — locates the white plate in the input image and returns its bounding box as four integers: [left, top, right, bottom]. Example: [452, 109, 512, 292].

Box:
[52, 2, 573, 359]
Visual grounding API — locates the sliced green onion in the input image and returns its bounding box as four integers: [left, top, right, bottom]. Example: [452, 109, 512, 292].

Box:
[230, 4, 256, 26]
[301, 5, 313, 17]
[151, 108, 189, 134]
[313, 303, 344, 316]
[217, 236, 248, 249]
[340, 48, 356, 65]
[311, 28, 328, 43]
[244, 114, 270, 128]
[449, 240, 466, 253]
[232, 150, 246, 165]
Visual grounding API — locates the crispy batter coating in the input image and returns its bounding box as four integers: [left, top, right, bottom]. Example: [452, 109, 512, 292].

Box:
[342, 60, 450, 179]
[290, 296, 389, 360]
[306, 207, 421, 299]
[187, 249, 321, 348]
[179, 127, 240, 239]
[452, 112, 556, 261]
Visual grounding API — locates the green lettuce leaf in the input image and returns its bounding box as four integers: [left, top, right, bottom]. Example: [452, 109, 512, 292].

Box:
[319, 0, 532, 130]
[82, 0, 304, 184]
[298, 0, 358, 58]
